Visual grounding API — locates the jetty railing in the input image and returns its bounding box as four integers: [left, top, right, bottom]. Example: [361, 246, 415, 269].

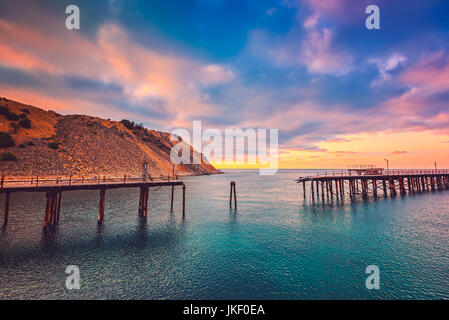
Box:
[297, 169, 449, 180]
[0, 174, 179, 189]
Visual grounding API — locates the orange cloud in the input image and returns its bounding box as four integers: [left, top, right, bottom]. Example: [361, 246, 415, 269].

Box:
[0, 20, 235, 128]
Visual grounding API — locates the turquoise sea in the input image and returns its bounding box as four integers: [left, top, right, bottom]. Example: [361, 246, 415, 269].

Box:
[0, 169, 448, 299]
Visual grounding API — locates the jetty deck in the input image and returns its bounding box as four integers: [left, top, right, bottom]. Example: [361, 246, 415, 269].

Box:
[297, 169, 449, 201]
[0, 174, 186, 229]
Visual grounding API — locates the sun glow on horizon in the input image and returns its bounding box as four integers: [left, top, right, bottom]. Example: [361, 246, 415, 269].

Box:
[212, 130, 449, 169]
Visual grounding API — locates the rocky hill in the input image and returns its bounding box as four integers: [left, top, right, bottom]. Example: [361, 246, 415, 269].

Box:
[0, 97, 220, 177]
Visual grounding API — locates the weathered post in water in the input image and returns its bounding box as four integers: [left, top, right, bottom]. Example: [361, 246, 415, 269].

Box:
[230, 181, 237, 208]
[182, 184, 186, 217]
[233, 182, 237, 208]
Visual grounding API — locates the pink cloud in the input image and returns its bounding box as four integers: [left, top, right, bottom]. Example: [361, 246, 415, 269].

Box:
[374, 52, 449, 135]
[400, 51, 449, 92]
[0, 20, 236, 129]
[302, 28, 352, 75]
[302, 0, 382, 23]
[305, 0, 342, 14]
[296, 1, 354, 76]
[370, 54, 407, 87]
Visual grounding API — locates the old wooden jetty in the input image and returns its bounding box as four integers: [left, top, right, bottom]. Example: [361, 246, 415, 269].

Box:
[0, 172, 186, 229]
[296, 167, 449, 202]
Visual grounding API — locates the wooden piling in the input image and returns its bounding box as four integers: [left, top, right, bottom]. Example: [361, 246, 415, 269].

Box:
[138, 187, 143, 214]
[48, 193, 53, 227]
[98, 188, 105, 223]
[43, 192, 51, 229]
[56, 192, 62, 221]
[3, 192, 10, 226]
[144, 187, 149, 217]
[321, 181, 324, 201]
[349, 180, 353, 198]
[182, 184, 186, 217]
[170, 185, 174, 212]
[137, 186, 149, 217]
[341, 179, 344, 197]
[230, 181, 237, 208]
[335, 180, 339, 200]
[303, 181, 306, 198]
[389, 179, 397, 196]
[361, 179, 367, 198]
[311, 180, 315, 201]
[230, 182, 233, 207]
[233, 183, 237, 208]
[49, 192, 57, 227]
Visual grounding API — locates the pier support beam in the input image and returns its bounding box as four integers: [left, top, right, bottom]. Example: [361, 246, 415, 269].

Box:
[321, 181, 324, 201]
[3, 192, 10, 226]
[56, 192, 62, 221]
[98, 188, 106, 223]
[429, 176, 434, 191]
[138, 186, 149, 217]
[49, 192, 57, 226]
[144, 187, 149, 217]
[407, 177, 412, 194]
[341, 179, 344, 198]
[399, 178, 407, 195]
[182, 184, 186, 217]
[302, 181, 306, 199]
[170, 185, 174, 212]
[335, 180, 339, 200]
[43, 192, 51, 228]
[349, 180, 353, 198]
[43, 191, 58, 229]
[372, 180, 377, 197]
[389, 179, 397, 196]
[311, 180, 315, 201]
[361, 179, 367, 198]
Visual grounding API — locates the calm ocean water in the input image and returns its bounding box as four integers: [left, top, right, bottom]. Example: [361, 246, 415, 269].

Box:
[0, 169, 448, 299]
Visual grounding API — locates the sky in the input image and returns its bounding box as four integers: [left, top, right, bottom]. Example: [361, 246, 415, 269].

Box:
[0, 0, 449, 169]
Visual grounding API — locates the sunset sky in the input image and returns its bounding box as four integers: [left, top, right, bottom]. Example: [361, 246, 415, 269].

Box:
[1, 0, 449, 169]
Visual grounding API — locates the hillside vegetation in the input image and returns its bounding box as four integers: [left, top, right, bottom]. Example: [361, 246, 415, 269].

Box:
[0, 97, 219, 177]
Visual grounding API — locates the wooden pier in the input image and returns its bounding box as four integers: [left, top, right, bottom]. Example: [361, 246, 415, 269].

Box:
[297, 169, 449, 202]
[0, 174, 186, 229]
